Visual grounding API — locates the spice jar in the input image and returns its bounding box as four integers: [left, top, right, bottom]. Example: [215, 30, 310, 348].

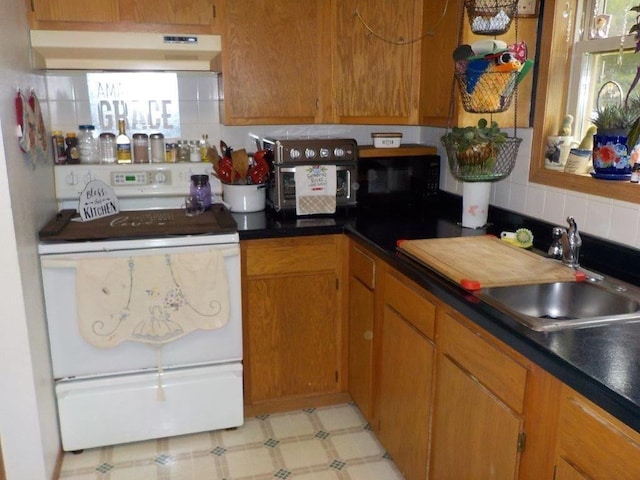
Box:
[149, 133, 165, 163]
[99, 132, 117, 164]
[166, 142, 178, 163]
[190, 174, 212, 209]
[132, 133, 149, 163]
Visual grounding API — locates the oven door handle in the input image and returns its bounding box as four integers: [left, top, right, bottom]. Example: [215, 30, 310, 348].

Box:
[40, 245, 240, 269]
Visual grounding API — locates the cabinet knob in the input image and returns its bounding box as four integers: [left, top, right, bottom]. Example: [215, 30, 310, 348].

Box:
[364, 330, 373, 341]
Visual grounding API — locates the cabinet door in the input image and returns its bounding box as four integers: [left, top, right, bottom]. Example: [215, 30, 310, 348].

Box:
[556, 458, 590, 480]
[132, 0, 216, 26]
[223, 0, 330, 124]
[247, 272, 338, 402]
[242, 236, 343, 407]
[348, 274, 375, 421]
[430, 311, 526, 480]
[556, 386, 640, 480]
[377, 271, 435, 480]
[334, 0, 419, 124]
[31, 0, 119, 23]
[431, 354, 522, 480]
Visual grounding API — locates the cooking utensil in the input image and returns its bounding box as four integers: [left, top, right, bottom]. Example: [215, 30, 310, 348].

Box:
[231, 149, 250, 183]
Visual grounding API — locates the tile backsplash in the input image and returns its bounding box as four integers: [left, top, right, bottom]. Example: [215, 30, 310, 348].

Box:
[43, 71, 640, 250]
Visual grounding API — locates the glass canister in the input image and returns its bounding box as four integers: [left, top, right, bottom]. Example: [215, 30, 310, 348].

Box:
[99, 132, 117, 164]
[78, 125, 100, 164]
[190, 174, 212, 209]
[190, 140, 201, 162]
[132, 133, 149, 163]
[177, 140, 190, 162]
[149, 133, 165, 163]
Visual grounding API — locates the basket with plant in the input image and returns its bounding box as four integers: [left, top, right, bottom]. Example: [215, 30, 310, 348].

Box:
[441, 118, 521, 181]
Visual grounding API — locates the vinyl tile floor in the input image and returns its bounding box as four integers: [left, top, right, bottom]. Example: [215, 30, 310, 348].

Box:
[58, 403, 406, 479]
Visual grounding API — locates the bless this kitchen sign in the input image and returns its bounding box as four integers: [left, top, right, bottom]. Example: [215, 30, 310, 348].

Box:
[87, 73, 181, 138]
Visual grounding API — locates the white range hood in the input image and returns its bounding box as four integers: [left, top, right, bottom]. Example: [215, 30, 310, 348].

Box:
[30, 30, 222, 71]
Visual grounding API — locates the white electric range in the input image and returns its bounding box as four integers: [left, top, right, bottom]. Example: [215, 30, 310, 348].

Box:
[38, 163, 243, 452]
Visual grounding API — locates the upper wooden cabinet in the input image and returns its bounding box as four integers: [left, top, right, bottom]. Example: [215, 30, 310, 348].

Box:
[221, 0, 458, 125]
[333, 0, 457, 126]
[333, 0, 418, 124]
[27, 0, 222, 34]
[221, 0, 331, 125]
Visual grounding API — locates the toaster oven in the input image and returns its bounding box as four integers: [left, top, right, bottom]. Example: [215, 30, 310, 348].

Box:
[263, 138, 358, 213]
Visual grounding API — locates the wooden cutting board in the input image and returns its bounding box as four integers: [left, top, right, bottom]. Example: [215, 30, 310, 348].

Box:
[398, 236, 580, 290]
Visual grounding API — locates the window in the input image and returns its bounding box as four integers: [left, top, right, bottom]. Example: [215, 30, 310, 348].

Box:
[567, 0, 638, 141]
[529, 0, 640, 203]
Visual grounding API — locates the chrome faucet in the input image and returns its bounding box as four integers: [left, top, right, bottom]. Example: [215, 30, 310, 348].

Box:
[548, 216, 582, 268]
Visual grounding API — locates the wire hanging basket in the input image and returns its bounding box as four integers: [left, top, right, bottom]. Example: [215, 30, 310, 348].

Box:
[465, 0, 518, 36]
[442, 135, 522, 182]
[455, 69, 520, 114]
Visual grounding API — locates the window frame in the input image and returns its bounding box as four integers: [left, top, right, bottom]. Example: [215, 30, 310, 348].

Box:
[530, 0, 640, 202]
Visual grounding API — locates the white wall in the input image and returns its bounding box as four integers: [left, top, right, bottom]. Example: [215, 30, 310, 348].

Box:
[422, 127, 640, 250]
[0, 2, 60, 480]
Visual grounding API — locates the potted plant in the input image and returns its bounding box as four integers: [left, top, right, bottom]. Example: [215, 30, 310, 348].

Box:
[441, 118, 521, 229]
[590, 96, 640, 175]
[441, 118, 508, 179]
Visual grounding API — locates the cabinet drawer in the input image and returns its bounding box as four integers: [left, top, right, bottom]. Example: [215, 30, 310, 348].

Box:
[384, 271, 435, 339]
[558, 387, 640, 479]
[244, 236, 339, 277]
[438, 311, 527, 414]
[350, 245, 375, 289]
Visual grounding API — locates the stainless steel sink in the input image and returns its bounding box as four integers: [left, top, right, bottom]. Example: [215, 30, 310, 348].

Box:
[477, 277, 640, 331]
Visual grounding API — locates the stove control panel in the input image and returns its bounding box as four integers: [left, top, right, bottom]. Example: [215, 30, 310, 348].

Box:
[54, 163, 217, 210]
[111, 170, 172, 187]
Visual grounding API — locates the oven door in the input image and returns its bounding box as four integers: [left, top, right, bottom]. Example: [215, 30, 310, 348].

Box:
[271, 164, 356, 211]
[40, 243, 242, 379]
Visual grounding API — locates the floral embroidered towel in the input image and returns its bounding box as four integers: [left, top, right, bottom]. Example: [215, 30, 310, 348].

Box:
[294, 164, 337, 215]
[75, 249, 230, 348]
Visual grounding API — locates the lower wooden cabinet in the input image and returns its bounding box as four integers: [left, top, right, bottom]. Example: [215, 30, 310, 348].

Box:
[242, 235, 346, 412]
[347, 243, 379, 424]
[376, 270, 436, 480]
[554, 386, 640, 480]
[430, 310, 526, 480]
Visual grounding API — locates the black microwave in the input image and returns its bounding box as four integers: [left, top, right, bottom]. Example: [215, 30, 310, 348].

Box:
[356, 144, 440, 209]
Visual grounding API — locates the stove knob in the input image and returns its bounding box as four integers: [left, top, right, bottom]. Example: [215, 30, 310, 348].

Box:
[305, 148, 317, 160]
[319, 148, 330, 159]
[65, 172, 79, 185]
[154, 171, 168, 184]
[289, 148, 301, 160]
[334, 147, 345, 158]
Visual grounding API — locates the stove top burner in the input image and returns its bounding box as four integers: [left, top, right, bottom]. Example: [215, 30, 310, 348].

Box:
[39, 204, 237, 242]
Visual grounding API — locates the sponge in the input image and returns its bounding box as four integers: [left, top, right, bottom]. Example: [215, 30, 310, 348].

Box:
[500, 228, 533, 248]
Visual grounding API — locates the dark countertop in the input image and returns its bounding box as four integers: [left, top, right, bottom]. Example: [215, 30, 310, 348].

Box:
[233, 195, 640, 432]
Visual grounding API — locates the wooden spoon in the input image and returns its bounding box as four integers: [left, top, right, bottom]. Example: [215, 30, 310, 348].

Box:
[231, 149, 250, 183]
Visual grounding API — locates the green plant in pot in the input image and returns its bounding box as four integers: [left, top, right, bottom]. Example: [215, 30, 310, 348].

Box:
[590, 95, 640, 175]
[441, 118, 507, 179]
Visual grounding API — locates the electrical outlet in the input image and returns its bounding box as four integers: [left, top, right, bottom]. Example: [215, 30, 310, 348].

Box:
[517, 0, 537, 16]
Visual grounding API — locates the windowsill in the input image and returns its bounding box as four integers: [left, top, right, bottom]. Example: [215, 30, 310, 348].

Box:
[529, 167, 639, 203]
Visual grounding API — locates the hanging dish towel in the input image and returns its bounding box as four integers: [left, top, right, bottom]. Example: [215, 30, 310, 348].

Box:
[294, 164, 337, 215]
[75, 248, 231, 349]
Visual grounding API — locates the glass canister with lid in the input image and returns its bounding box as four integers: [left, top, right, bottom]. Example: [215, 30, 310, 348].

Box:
[78, 125, 100, 164]
[150, 133, 165, 163]
[99, 132, 117, 164]
[190, 174, 212, 209]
